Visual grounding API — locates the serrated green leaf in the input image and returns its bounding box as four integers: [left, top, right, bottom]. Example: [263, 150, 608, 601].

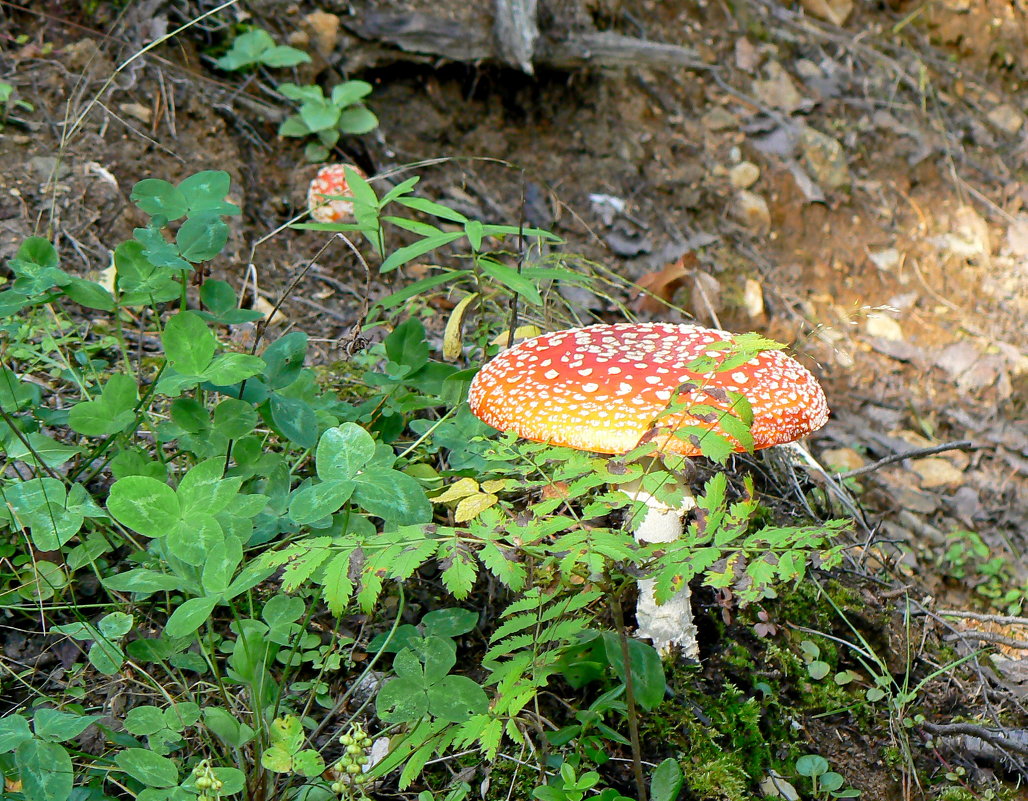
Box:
[320, 550, 355, 617]
[439, 543, 476, 599]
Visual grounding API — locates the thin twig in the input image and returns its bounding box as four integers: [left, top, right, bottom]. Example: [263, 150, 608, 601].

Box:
[287, 295, 354, 325]
[610, 588, 648, 801]
[835, 440, 974, 480]
[942, 631, 1028, 650]
[933, 611, 1028, 626]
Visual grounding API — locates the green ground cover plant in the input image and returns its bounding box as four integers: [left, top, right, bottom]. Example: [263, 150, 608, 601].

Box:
[0, 154, 851, 800]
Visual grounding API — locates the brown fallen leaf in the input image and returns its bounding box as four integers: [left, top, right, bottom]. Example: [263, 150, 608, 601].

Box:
[632, 252, 698, 313]
[909, 457, 964, 488]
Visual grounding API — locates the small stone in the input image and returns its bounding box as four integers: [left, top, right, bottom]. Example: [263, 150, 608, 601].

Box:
[733, 190, 771, 234]
[864, 313, 903, 341]
[937, 205, 990, 260]
[753, 61, 805, 113]
[986, 103, 1024, 135]
[734, 37, 760, 73]
[701, 106, 739, 131]
[867, 247, 901, 272]
[742, 278, 765, 318]
[304, 11, 340, 56]
[729, 161, 760, 189]
[1003, 213, 1028, 258]
[799, 126, 850, 189]
[909, 458, 964, 488]
[119, 102, 152, 124]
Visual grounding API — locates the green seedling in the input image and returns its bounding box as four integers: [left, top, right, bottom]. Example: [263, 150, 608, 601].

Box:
[215, 28, 310, 71]
[278, 81, 378, 161]
[795, 754, 860, 799]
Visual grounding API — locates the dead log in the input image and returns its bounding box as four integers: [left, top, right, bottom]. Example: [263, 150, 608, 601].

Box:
[344, 11, 703, 74]
[494, 0, 539, 73]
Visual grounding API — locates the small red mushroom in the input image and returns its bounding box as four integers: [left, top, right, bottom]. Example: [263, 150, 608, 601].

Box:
[307, 164, 367, 223]
[468, 321, 829, 657]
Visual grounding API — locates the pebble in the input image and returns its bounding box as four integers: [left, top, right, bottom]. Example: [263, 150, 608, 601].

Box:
[734, 190, 771, 234]
[729, 161, 760, 189]
[701, 107, 739, 131]
[867, 247, 901, 272]
[753, 61, 805, 113]
[799, 126, 850, 189]
[864, 313, 903, 341]
[742, 278, 765, 317]
[986, 103, 1024, 135]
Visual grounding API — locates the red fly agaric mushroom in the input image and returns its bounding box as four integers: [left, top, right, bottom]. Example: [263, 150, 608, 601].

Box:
[307, 164, 367, 223]
[468, 322, 829, 658]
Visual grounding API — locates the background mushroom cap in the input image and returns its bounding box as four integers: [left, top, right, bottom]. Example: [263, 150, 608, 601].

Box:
[307, 163, 366, 223]
[468, 322, 829, 456]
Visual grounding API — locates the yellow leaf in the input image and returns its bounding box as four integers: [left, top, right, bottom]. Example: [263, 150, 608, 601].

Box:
[432, 477, 480, 503]
[455, 492, 499, 523]
[480, 479, 508, 493]
[442, 292, 479, 360]
[490, 325, 542, 346]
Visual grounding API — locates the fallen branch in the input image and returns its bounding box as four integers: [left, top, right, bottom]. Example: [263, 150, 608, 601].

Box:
[345, 12, 704, 72]
[835, 440, 974, 480]
[921, 721, 1028, 758]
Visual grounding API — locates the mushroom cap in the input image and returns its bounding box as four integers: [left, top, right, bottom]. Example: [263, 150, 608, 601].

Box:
[468, 322, 829, 456]
[307, 164, 366, 223]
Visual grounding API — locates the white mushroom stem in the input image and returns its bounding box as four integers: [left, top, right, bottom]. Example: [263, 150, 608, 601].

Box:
[619, 475, 699, 660]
